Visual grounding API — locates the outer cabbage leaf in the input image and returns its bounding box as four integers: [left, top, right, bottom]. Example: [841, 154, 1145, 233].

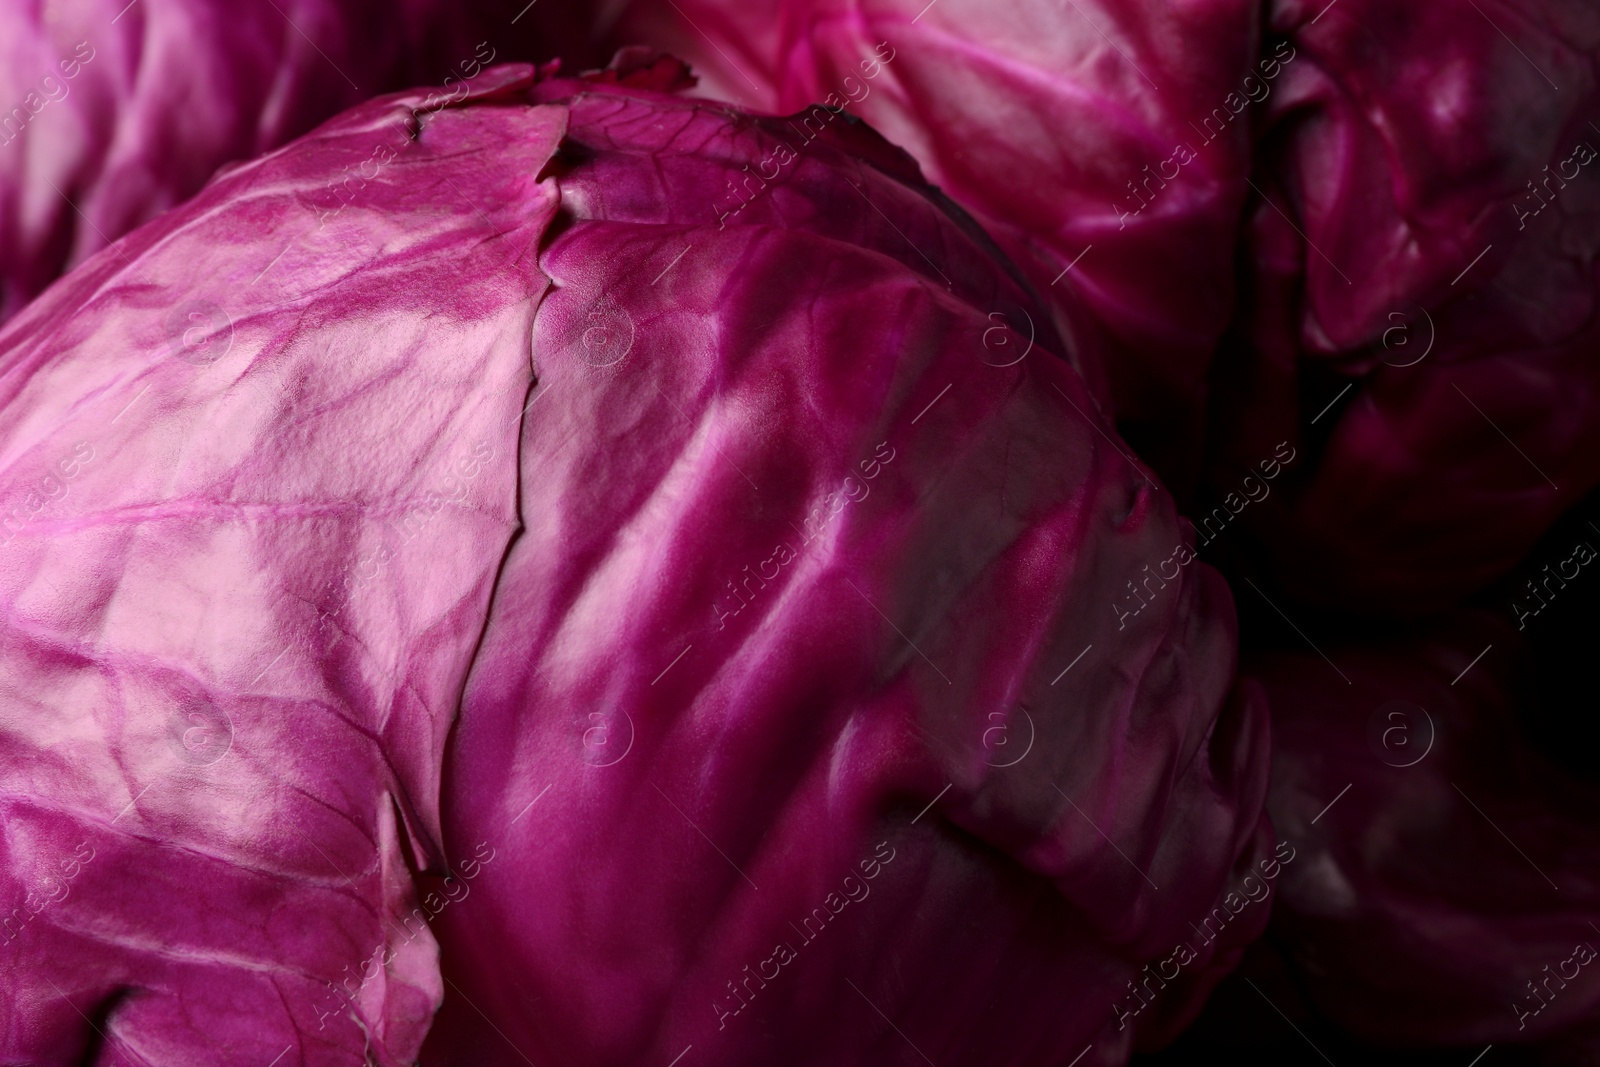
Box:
[0, 66, 558, 1064]
[419, 66, 1273, 1067]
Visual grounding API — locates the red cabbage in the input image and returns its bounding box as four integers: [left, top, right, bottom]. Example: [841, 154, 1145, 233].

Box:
[1205, 0, 1600, 612]
[0, 58, 1270, 1065]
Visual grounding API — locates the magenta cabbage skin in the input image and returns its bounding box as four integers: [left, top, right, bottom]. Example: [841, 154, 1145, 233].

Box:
[603, 0, 1264, 490]
[1253, 611, 1600, 1050]
[414, 62, 1272, 1067]
[0, 0, 580, 325]
[0, 65, 557, 1065]
[0, 58, 1269, 1065]
[1205, 0, 1600, 613]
